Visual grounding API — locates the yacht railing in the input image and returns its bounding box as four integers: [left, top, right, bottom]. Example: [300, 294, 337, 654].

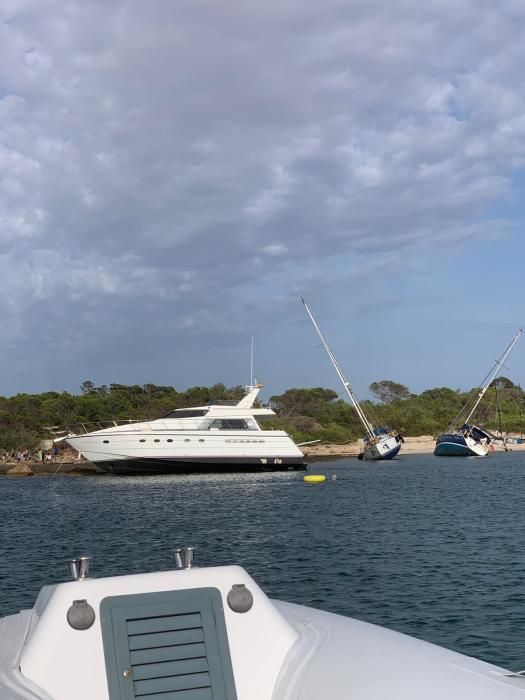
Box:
[48, 417, 285, 439]
[49, 419, 146, 437]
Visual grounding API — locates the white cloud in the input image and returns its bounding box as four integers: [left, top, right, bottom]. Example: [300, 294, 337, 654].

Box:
[263, 243, 288, 256]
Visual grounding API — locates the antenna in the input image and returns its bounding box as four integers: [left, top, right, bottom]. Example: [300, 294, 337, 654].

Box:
[250, 336, 254, 388]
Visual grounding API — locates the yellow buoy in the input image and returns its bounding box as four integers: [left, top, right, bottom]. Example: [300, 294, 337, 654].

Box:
[304, 474, 326, 483]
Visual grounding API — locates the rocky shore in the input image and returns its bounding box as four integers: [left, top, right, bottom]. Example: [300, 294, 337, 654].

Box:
[0, 461, 103, 476]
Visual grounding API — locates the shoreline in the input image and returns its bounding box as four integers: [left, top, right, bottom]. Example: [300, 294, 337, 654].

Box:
[0, 462, 103, 476]
[302, 435, 525, 459]
[2, 435, 524, 476]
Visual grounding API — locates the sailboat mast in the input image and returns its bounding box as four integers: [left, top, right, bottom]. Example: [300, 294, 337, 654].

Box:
[464, 329, 523, 425]
[301, 297, 375, 438]
[518, 384, 523, 439]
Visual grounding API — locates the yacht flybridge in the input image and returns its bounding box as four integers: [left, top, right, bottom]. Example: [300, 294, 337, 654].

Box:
[2, 548, 525, 700]
[62, 384, 305, 475]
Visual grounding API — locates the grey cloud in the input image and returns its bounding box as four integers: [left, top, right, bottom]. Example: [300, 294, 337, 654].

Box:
[0, 0, 525, 392]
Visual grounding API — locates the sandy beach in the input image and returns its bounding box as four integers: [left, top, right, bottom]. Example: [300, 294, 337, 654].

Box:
[302, 435, 525, 459]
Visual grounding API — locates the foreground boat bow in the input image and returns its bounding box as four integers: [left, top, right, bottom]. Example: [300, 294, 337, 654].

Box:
[1, 549, 524, 699]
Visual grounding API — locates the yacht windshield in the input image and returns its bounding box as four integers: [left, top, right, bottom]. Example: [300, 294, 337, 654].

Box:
[164, 409, 209, 419]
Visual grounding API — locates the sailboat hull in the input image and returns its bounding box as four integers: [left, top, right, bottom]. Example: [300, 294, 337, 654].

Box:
[362, 436, 401, 460]
[434, 433, 488, 457]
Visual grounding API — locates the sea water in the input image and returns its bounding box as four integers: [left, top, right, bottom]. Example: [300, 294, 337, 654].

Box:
[2, 451, 525, 669]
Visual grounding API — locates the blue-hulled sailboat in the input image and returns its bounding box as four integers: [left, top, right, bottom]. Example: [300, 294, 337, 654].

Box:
[434, 329, 523, 457]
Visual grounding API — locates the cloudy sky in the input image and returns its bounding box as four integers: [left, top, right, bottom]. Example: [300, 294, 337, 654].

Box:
[1, 0, 525, 399]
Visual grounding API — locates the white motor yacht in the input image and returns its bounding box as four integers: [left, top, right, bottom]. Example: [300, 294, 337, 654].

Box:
[1, 548, 525, 700]
[62, 385, 306, 475]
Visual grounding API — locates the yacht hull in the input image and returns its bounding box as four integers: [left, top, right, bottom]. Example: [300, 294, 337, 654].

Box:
[93, 456, 306, 475]
[434, 433, 488, 457]
[66, 429, 306, 475]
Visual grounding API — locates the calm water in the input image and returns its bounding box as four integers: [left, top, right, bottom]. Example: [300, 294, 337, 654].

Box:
[2, 452, 525, 669]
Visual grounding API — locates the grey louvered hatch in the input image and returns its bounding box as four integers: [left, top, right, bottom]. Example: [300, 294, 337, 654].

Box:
[100, 587, 237, 700]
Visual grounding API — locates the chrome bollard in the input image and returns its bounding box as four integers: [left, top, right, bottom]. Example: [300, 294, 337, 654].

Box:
[174, 548, 184, 569]
[174, 547, 194, 569]
[68, 556, 92, 581]
[183, 547, 194, 569]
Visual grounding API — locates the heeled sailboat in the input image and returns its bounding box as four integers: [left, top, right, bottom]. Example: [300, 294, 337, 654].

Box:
[434, 329, 523, 457]
[301, 297, 402, 460]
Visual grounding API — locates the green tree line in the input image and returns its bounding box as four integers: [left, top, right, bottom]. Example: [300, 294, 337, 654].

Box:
[0, 378, 523, 449]
[268, 378, 525, 443]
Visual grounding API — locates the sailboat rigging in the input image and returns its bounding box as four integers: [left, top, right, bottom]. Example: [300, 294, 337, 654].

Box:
[434, 329, 522, 457]
[493, 384, 509, 450]
[301, 297, 402, 461]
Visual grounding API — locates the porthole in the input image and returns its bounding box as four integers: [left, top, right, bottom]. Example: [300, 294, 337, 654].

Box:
[184, 439, 190, 443]
[167, 439, 173, 443]
[139, 439, 146, 443]
[154, 439, 160, 443]
[198, 439, 205, 443]
[103, 440, 109, 444]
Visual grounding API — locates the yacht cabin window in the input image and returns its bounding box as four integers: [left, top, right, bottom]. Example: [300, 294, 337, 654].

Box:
[207, 419, 257, 430]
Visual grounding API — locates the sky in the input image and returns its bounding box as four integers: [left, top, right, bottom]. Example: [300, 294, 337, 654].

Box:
[1, 0, 525, 401]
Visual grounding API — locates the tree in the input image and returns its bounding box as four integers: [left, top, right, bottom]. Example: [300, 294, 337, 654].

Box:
[269, 388, 338, 416]
[490, 376, 516, 390]
[369, 380, 410, 404]
[80, 380, 95, 395]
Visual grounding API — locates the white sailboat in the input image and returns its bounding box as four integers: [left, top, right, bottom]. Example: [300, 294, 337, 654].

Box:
[301, 297, 402, 460]
[434, 329, 522, 457]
